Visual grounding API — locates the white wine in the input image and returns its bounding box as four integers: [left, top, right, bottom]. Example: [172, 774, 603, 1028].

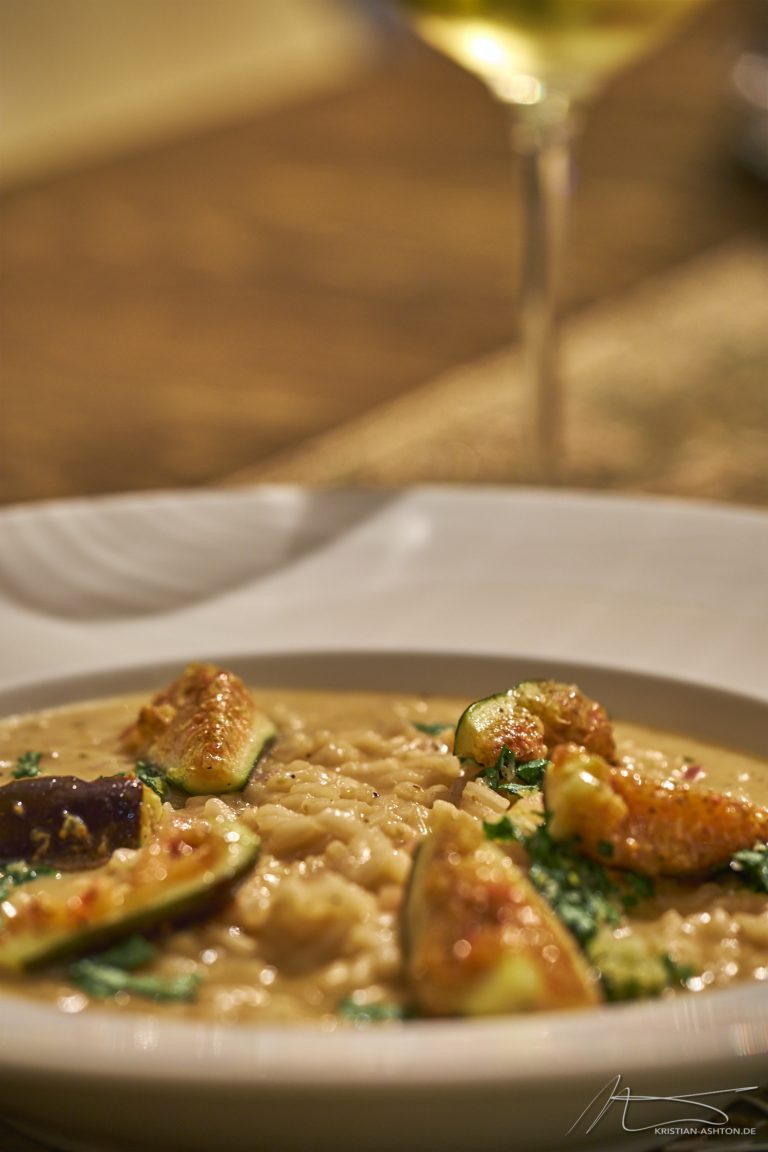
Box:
[396, 0, 710, 103]
[388, 0, 711, 483]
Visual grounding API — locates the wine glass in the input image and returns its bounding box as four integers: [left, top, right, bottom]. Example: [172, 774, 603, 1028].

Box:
[385, 0, 712, 484]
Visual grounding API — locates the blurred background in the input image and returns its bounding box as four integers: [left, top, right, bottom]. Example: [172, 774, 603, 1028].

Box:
[1, 0, 766, 507]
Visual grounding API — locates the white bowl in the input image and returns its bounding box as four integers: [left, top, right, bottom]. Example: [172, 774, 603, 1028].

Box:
[0, 651, 766, 1152]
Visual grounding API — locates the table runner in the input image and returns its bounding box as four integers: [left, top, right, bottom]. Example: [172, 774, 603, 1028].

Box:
[227, 240, 768, 505]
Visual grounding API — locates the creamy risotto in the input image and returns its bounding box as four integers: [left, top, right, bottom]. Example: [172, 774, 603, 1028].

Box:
[0, 668, 766, 1024]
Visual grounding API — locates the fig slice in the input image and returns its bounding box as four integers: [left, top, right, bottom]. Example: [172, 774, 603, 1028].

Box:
[544, 743, 768, 878]
[0, 810, 259, 971]
[403, 803, 600, 1016]
[122, 663, 276, 794]
[453, 680, 615, 769]
[0, 775, 160, 869]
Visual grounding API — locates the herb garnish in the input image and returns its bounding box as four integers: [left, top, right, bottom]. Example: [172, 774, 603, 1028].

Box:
[134, 759, 168, 801]
[483, 816, 696, 1002]
[338, 997, 403, 1024]
[599, 950, 696, 1002]
[12, 751, 43, 779]
[483, 816, 653, 946]
[728, 843, 768, 892]
[113, 760, 169, 800]
[477, 747, 550, 800]
[0, 859, 56, 902]
[482, 815, 520, 842]
[87, 935, 158, 970]
[523, 824, 625, 946]
[514, 758, 549, 785]
[661, 953, 696, 986]
[412, 721, 453, 737]
[68, 935, 199, 1002]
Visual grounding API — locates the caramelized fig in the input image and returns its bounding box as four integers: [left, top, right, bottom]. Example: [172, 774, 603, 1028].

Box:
[454, 680, 615, 770]
[403, 803, 599, 1016]
[545, 743, 768, 878]
[0, 775, 160, 869]
[0, 810, 259, 971]
[122, 663, 276, 794]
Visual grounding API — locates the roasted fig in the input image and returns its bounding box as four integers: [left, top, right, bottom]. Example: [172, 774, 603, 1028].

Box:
[403, 803, 600, 1016]
[454, 681, 615, 769]
[0, 775, 160, 869]
[545, 743, 768, 878]
[122, 663, 276, 794]
[0, 810, 259, 971]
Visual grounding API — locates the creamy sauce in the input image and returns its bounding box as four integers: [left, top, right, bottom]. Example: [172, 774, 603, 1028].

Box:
[0, 687, 766, 1022]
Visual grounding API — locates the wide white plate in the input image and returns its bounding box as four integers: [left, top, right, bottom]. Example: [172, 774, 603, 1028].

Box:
[0, 486, 767, 1152]
[0, 485, 766, 698]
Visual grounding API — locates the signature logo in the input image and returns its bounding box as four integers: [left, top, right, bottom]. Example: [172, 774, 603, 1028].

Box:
[568, 1074, 759, 1136]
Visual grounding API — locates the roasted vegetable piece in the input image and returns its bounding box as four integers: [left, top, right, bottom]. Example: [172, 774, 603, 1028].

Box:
[403, 803, 600, 1015]
[122, 663, 276, 794]
[453, 680, 615, 770]
[545, 743, 768, 878]
[513, 681, 616, 761]
[454, 691, 547, 767]
[0, 810, 259, 971]
[0, 775, 160, 869]
[587, 928, 694, 1001]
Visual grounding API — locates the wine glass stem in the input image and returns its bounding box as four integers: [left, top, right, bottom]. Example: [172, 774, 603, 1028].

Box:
[512, 108, 575, 484]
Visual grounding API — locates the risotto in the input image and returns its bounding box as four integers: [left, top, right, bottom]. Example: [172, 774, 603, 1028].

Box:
[0, 666, 766, 1023]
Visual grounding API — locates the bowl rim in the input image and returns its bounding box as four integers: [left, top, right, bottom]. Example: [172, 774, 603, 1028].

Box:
[1, 648, 766, 755]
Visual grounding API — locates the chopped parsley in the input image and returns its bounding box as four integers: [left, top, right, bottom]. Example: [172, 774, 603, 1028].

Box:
[514, 758, 549, 785]
[68, 935, 199, 1002]
[483, 816, 687, 1002]
[0, 859, 56, 902]
[134, 759, 168, 801]
[12, 751, 43, 779]
[338, 997, 403, 1024]
[599, 951, 696, 1002]
[412, 720, 453, 736]
[729, 843, 768, 892]
[523, 824, 624, 946]
[69, 960, 199, 1002]
[662, 953, 696, 986]
[477, 747, 550, 801]
[484, 817, 653, 946]
[88, 934, 157, 970]
[620, 868, 655, 908]
[482, 815, 520, 842]
[113, 760, 169, 800]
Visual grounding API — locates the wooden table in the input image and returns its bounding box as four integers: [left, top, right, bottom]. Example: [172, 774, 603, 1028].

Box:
[1, 0, 766, 507]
